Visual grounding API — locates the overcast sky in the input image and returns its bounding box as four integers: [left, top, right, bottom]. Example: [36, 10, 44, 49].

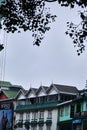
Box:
[0, 2, 87, 90]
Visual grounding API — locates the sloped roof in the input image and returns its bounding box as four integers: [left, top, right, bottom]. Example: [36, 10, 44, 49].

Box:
[36, 86, 49, 95]
[26, 88, 38, 97]
[2, 90, 18, 99]
[15, 89, 27, 99]
[0, 81, 23, 92]
[47, 84, 78, 94]
[0, 81, 12, 86]
[53, 84, 78, 93]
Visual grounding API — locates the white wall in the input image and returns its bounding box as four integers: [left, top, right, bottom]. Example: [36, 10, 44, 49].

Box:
[15, 108, 58, 130]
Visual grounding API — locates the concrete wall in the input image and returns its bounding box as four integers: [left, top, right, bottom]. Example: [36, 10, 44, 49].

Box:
[15, 108, 58, 130]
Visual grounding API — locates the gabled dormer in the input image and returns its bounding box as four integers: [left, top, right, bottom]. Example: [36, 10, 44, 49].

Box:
[15, 89, 26, 106]
[26, 88, 38, 98]
[16, 89, 26, 100]
[47, 84, 59, 95]
[36, 86, 48, 97]
[25, 88, 38, 104]
[47, 84, 78, 102]
[46, 84, 59, 102]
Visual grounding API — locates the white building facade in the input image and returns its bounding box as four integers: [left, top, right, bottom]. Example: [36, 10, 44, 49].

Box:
[14, 84, 78, 130]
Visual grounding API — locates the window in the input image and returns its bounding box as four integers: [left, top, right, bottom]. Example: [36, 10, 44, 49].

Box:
[19, 113, 23, 121]
[86, 101, 87, 111]
[70, 105, 74, 118]
[39, 111, 44, 119]
[18, 99, 25, 105]
[60, 95, 65, 101]
[26, 99, 30, 104]
[48, 94, 58, 102]
[65, 106, 69, 116]
[60, 108, 64, 117]
[30, 98, 37, 104]
[39, 96, 47, 103]
[46, 125, 51, 130]
[32, 111, 38, 120]
[76, 103, 81, 113]
[40, 97, 44, 103]
[26, 112, 30, 121]
[39, 126, 43, 130]
[48, 110, 52, 119]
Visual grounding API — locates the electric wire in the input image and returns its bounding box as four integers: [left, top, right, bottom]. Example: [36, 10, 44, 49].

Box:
[0, 29, 7, 83]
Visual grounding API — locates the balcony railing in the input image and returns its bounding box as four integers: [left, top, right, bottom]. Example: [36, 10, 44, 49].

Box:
[38, 118, 44, 125]
[15, 101, 59, 112]
[24, 120, 30, 129]
[31, 119, 38, 126]
[45, 118, 52, 125]
[16, 120, 23, 127]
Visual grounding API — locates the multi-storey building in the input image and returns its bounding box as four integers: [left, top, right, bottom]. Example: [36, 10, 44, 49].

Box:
[14, 83, 78, 130]
[57, 90, 87, 130]
[0, 81, 24, 130]
[0, 81, 24, 100]
[57, 100, 73, 130]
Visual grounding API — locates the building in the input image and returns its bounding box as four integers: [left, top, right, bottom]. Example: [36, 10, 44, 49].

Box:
[57, 100, 73, 130]
[14, 83, 78, 130]
[0, 81, 24, 130]
[57, 89, 87, 130]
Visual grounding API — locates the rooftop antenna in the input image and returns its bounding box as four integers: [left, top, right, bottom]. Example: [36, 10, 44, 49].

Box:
[40, 82, 42, 86]
[85, 80, 87, 88]
[51, 80, 53, 85]
[30, 84, 32, 88]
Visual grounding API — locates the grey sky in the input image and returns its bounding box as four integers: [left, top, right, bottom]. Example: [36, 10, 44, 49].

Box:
[0, 2, 87, 90]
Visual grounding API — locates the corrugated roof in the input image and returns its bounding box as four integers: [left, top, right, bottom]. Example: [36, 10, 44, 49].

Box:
[3, 90, 18, 99]
[53, 84, 78, 93]
[0, 81, 12, 86]
[0, 81, 23, 92]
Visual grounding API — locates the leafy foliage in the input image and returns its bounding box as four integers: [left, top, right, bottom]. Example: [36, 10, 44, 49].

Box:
[66, 11, 87, 55]
[57, 0, 87, 8]
[0, 0, 87, 54]
[56, 0, 87, 55]
[0, 0, 56, 46]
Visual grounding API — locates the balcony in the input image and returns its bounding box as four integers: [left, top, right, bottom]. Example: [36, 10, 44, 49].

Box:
[16, 120, 23, 127]
[15, 101, 59, 112]
[45, 118, 52, 125]
[38, 118, 44, 126]
[31, 119, 37, 126]
[24, 120, 30, 129]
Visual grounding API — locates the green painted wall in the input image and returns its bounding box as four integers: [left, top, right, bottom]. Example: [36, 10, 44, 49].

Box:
[59, 104, 72, 122]
[74, 100, 87, 112]
[82, 100, 87, 111]
[0, 0, 3, 5]
[59, 96, 87, 123]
